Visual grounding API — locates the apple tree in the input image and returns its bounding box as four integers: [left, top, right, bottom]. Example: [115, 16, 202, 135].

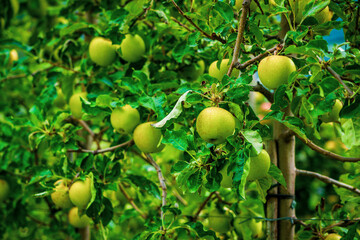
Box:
[0, 0, 360, 239]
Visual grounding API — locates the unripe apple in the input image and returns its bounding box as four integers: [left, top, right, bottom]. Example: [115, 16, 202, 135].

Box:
[321, 99, 343, 123]
[0, 179, 10, 202]
[181, 60, 205, 81]
[110, 105, 140, 134]
[325, 233, 341, 240]
[247, 149, 271, 181]
[8, 49, 18, 65]
[258, 55, 296, 89]
[89, 37, 116, 67]
[119, 34, 145, 63]
[209, 59, 240, 81]
[68, 207, 92, 228]
[51, 179, 73, 209]
[196, 107, 236, 144]
[69, 92, 87, 119]
[208, 208, 232, 233]
[220, 164, 233, 188]
[133, 122, 165, 153]
[69, 177, 92, 209]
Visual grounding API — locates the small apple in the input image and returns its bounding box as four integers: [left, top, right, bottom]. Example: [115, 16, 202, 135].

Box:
[209, 59, 240, 81]
[208, 208, 232, 233]
[118, 34, 145, 63]
[133, 122, 165, 153]
[110, 105, 140, 134]
[0, 179, 10, 202]
[51, 179, 73, 209]
[258, 55, 296, 89]
[8, 49, 18, 65]
[220, 164, 233, 188]
[321, 99, 343, 123]
[68, 207, 92, 228]
[69, 177, 92, 209]
[89, 37, 117, 67]
[196, 107, 236, 144]
[247, 149, 271, 181]
[181, 60, 205, 81]
[69, 92, 87, 119]
[325, 233, 341, 240]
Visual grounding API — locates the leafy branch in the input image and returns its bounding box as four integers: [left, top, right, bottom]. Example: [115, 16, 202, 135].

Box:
[296, 169, 360, 195]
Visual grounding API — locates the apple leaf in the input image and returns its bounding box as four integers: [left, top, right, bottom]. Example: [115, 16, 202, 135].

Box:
[163, 129, 189, 151]
[126, 174, 161, 200]
[152, 90, 193, 128]
[242, 130, 263, 155]
[100, 197, 114, 227]
[213, 1, 234, 23]
[268, 163, 287, 188]
[186, 221, 220, 240]
[256, 176, 272, 203]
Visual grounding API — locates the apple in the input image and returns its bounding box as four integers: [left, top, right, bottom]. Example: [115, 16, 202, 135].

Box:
[247, 149, 271, 181]
[220, 163, 233, 188]
[27, 0, 48, 18]
[196, 107, 236, 144]
[89, 37, 116, 67]
[68, 207, 92, 228]
[133, 122, 165, 153]
[181, 60, 205, 81]
[110, 105, 140, 134]
[69, 177, 92, 209]
[0, 179, 10, 202]
[325, 233, 341, 240]
[321, 99, 343, 123]
[51, 179, 73, 209]
[8, 49, 18, 65]
[69, 92, 87, 119]
[53, 88, 66, 108]
[209, 59, 240, 81]
[208, 208, 232, 233]
[118, 34, 145, 63]
[258, 55, 296, 89]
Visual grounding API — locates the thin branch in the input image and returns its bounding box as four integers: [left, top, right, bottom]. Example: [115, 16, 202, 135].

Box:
[75, 119, 95, 138]
[322, 218, 360, 232]
[67, 139, 134, 154]
[145, 154, 167, 231]
[293, 132, 360, 162]
[296, 169, 360, 195]
[170, 17, 194, 33]
[251, 83, 274, 103]
[192, 192, 216, 221]
[172, 189, 188, 206]
[227, 0, 252, 76]
[118, 182, 147, 219]
[234, 45, 280, 70]
[170, 0, 226, 44]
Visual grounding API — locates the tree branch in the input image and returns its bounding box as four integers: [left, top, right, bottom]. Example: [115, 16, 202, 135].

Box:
[234, 45, 280, 70]
[170, 17, 194, 33]
[170, 0, 226, 44]
[251, 83, 274, 103]
[118, 182, 147, 219]
[145, 154, 167, 231]
[293, 132, 360, 162]
[192, 191, 216, 221]
[67, 139, 134, 154]
[227, 0, 252, 76]
[296, 169, 360, 195]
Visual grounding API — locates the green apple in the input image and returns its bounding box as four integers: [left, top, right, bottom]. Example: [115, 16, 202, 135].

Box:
[27, 0, 48, 18]
[325, 233, 341, 240]
[68, 207, 92, 228]
[258, 55, 296, 89]
[196, 107, 236, 144]
[69, 92, 87, 119]
[51, 179, 73, 209]
[220, 163, 233, 188]
[0, 179, 10, 202]
[247, 149, 271, 181]
[53, 88, 66, 108]
[208, 208, 232, 233]
[110, 105, 140, 134]
[69, 177, 92, 209]
[89, 37, 116, 67]
[119, 34, 145, 63]
[209, 59, 240, 81]
[133, 122, 165, 153]
[321, 99, 343, 123]
[181, 60, 205, 81]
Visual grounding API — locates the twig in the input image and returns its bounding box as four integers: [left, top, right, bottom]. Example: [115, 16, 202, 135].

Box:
[234, 45, 280, 70]
[227, 0, 252, 76]
[251, 83, 274, 103]
[172, 189, 188, 206]
[145, 154, 167, 231]
[192, 192, 216, 221]
[296, 169, 360, 195]
[118, 182, 147, 219]
[293, 132, 360, 162]
[170, 0, 226, 44]
[170, 17, 194, 32]
[67, 139, 134, 154]
[75, 119, 95, 138]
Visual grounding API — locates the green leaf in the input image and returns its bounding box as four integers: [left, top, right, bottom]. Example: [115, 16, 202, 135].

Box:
[242, 130, 263, 155]
[214, 2, 234, 22]
[163, 129, 189, 151]
[171, 161, 189, 174]
[268, 163, 287, 187]
[256, 177, 272, 203]
[186, 221, 220, 240]
[126, 174, 161, 199]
